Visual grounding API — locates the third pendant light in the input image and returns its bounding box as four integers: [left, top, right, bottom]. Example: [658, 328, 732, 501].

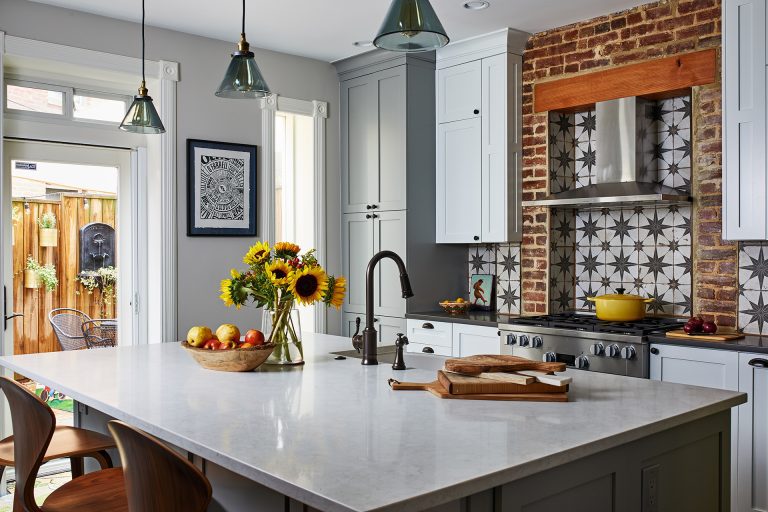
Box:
[374, 0, 449, 52]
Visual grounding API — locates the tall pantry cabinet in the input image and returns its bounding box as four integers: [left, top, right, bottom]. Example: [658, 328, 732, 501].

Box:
[334, 51, 465, 342]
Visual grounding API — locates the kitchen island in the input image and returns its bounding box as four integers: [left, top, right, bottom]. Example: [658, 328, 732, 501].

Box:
[0, 333, 745, 512]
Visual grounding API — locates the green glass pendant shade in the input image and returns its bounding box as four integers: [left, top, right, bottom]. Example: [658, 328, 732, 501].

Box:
[215, 49, 271, 99]
[120, 86, 165, 134]
[374, 0, 449, 52]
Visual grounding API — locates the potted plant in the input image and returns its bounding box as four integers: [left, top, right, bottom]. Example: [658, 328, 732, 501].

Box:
[38, 212, 58, 247]
[25, 256, 58, 291]
[77, 266, 117, 318]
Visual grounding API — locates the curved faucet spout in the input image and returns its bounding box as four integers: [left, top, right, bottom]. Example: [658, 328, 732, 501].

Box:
[362, 250, 413, 365]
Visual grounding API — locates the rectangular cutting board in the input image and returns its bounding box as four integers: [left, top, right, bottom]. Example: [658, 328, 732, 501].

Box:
[444, 354, 566, 375]
[389, 376, 568, 402]
[437, 371, 567, 395]
[665, 329, 744, 342]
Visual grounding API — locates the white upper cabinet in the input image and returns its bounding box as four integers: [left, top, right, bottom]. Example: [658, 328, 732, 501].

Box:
[437, 60, 482, 124]
[723, 0, 768, 240]
[435, 29, 527, 244]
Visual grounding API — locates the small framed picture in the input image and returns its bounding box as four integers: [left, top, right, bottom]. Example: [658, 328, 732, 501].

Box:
[187, 139, 257, 236]
[470, 274, 495, 311]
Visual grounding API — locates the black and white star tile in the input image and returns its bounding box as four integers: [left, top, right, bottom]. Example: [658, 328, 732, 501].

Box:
[739, 243, 768, 334]
[467, 243, 522, 315]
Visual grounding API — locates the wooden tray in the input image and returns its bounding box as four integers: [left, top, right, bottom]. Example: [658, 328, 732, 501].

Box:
[665, 329, 744, 342]
[389, 375, 568, 402]
[437, 371, 567, 395]
[444, 354, 566, 375]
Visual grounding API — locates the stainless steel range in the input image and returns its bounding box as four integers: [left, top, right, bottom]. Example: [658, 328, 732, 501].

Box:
[499, 313, 684, 378]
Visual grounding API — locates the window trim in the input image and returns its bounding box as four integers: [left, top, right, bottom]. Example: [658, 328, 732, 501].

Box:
[4, 78, 72, 120]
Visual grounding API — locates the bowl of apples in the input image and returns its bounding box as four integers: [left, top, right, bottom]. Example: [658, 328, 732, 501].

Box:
[181, 324, 274, 372]
[439, 298, 471, 315]
[683, 316, 718, 336]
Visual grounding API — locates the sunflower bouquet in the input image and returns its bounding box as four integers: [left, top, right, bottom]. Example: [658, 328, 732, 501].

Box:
[220, 241, 346, 364]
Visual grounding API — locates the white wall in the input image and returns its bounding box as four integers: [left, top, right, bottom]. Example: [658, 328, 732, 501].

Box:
[0, 0, 342, 336]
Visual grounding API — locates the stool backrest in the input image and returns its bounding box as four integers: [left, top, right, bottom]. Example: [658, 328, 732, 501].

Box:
[108, 420, 212, 512]
[0, 377, 54, 512]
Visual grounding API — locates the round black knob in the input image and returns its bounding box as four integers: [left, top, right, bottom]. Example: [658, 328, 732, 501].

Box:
[473, 109, 480, 114]
[371, 204, 378, 209]
[518, 335, 530, 347]
[543, 351, 556, 362]
[365, 214, 372, 219]
[505, 333, 517, 345]
[366, 205, 373, 209]
[650, 347, 660, 355]
[473, 235, 480, 241]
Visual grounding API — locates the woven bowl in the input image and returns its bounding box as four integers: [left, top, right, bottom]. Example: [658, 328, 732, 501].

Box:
[439, 301, 471, 315]
[181, 341, 275, 372]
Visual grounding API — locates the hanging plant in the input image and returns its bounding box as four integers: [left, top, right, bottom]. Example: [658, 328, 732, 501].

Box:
[37, 212, 58, 247]
[25, 256, 58, 292]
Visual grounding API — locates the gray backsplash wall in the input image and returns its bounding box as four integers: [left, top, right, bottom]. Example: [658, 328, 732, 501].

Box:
[548, 97, 694, 317]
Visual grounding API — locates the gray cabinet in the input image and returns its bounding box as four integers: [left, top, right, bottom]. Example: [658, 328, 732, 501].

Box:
[723, 0, 768, 240]
[342, 213, 373, 314]
[437, 60, 482, 124]
[738, 353, 768, 512]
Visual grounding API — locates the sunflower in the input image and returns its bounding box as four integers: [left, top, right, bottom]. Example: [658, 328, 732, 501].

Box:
[219, 279, 241, 309]
[243, 241, 270, 266]
[274, 242, 300, 257]
[265, 260, 293, 286]
[325, 276, 346, 309]
[289, 266, 329, 305]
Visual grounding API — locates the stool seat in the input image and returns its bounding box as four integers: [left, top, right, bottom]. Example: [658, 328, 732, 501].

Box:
[41, 467, 127, 512]
[0, 426, 115, 466]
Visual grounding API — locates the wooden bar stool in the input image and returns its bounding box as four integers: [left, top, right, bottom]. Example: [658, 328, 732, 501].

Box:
[108, 420, 212, 512]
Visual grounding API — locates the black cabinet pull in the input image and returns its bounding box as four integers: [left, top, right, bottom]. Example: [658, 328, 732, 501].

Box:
[371, 204, 378, 209]
[749, 358, 768, 368]
[473, 235, 480, 241]
[374, 318, 379, 323]
[365, 214, 372, 219]
[650, 347, 659, 355]
[422, 346, 435, 354]
[473, 109, 480, 114]
[371, 214, 379, 219]
[422, 323, 434, 329]
[366, 205, 373, 210]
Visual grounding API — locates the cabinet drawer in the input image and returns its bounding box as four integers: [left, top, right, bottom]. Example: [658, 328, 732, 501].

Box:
[453, 323, 500, 357]
[406, 342, 452, 356]
[407, 319, 453, 348]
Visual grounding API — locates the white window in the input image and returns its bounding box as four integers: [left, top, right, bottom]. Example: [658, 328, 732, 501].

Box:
[73, 90, 129, 123]
[5, 81, 69, 118]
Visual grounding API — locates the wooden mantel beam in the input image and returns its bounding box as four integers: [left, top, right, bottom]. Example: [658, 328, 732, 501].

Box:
[534, 49, 717, 113]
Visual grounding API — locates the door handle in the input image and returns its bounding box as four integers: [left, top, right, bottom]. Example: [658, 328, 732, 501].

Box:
[421, 322, 434, 329]
[3, 286, 22, 331]
[748, 358, 768, 368]
[422, 346, 435, 354]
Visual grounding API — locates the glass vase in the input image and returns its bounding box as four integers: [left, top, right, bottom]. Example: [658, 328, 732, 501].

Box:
[262, 301, 304, 365]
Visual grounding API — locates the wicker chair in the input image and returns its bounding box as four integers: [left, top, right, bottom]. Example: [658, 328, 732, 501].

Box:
[82, 320, 117, 349]
[49, 308, 92, 351]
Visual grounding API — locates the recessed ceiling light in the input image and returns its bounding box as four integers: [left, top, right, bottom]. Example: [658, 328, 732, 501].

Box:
[463, 1, 490, 10]
[353, 41, 374, 47]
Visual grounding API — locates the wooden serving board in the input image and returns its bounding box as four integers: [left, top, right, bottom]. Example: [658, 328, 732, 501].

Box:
[444, 355, 566, 375]
[388, 378, 568, 402]
[665, 329, 744, 342]
[437, 371, 567, 395]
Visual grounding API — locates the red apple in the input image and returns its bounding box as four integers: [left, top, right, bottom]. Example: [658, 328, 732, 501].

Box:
[240, 342, 254, 349]
[245, 329, 265, 346]
[683, 322, 696, 335]
[203, 337, 219, 350]
[687, 316, 704, 332]
[701, 321, 718, 334]
[206, 340, 222, 350]
[218, 340, 236, 350]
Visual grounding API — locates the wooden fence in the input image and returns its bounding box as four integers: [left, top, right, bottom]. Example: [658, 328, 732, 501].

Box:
[11, 195, 117, 356]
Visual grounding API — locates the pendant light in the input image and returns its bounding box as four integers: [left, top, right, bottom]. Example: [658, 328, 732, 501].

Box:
[374, 0, 449, 52]
[215, 0, 270, 98]
[119, 0, 165, 134]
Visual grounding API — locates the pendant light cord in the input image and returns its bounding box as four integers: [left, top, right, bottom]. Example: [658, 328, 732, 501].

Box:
[142, 0, 146, 84]
[242, 0, 246, 35]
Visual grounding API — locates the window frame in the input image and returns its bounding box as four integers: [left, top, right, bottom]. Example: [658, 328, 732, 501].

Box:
[72, 88, 131, 126]
[4, 78, 72, 121]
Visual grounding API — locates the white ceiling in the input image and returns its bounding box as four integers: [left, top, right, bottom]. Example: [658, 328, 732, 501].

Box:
[30, 0, 647, 62]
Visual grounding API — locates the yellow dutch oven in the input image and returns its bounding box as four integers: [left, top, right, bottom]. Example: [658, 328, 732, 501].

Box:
[586, 287, 653, 322]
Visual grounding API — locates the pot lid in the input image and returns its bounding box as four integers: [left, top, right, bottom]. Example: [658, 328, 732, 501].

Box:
[592, 287, 647, 301]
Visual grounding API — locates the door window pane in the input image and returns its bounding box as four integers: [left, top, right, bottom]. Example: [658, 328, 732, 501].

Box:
[73, 94, 127, 123]
[6, 84, 64, 115]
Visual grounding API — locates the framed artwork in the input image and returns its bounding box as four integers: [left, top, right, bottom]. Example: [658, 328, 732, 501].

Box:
[470, 274, 495, 311]
[187, 139, 257, 236]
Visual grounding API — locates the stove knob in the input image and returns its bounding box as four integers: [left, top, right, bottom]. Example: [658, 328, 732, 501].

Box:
[543, 351, 557, 362]
[607, 344, 621, 358]
[518, 335, 530, 347]
[621, 346, 637, 360]
[589, 343, 605, 356]
[576, 355, 590, 369]
[530, 336, 543, 348]
[505, 333, 517, 345]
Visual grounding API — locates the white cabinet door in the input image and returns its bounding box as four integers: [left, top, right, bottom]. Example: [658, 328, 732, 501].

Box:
[407, 342, 452, 356]
[341, 76, 378, 213]
[437, 60, 482, 124]
[722, 0, 767, 240]
[436, 118, 482, 243]
[738, 353, 768, 512]
[406, 319, 453, 349]
[342, 213, 373, 314]
[373, 211, 407, 317]
[453, 324, 500, 357]
[376, 68, 407, 212]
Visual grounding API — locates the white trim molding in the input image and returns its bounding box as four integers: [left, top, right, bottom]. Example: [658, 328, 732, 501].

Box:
[261, 94, 328, 333]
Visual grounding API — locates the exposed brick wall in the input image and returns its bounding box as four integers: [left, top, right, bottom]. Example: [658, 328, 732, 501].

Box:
[520, 0, 736, 326]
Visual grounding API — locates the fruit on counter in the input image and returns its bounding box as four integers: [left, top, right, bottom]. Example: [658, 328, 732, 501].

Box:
[244, 329, 265, 346]
[216, 324, 241, 343]
[455, 298, 465, 303]
[701, 321, 718, 334]
[687, 316, 704, 331]
[683, 322, 696, 335]
[240, 342, 254, 349]
[217, 340, 236, 350]
[186, 326, 213, 347]
[203, 338, 221, 350]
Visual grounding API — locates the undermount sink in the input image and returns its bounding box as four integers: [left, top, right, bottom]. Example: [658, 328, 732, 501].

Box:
[331, 346, 447, 371]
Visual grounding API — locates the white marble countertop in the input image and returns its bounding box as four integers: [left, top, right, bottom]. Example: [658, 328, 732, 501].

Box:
[0, 333, 746, 512]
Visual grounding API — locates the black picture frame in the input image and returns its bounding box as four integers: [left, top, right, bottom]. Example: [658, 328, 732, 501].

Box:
[187, 139, 258, 236]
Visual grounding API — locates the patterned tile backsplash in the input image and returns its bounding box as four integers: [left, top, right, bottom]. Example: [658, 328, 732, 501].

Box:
[468, 244, 521, 315]
[548, 96, 693, 317]
[739, 243, 768, 335]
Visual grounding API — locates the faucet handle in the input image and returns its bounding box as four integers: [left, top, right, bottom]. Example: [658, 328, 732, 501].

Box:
[395, 333, 409, 348]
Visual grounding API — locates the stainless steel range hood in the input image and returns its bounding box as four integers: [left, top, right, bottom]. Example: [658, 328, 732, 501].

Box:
[523, 97, 692, 209]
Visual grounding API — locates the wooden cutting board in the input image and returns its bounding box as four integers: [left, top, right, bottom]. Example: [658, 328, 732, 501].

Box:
[388, 377, 568, 402]
[665, 329, 744, 342]
[437, 371, 567, 395]
[444, 355, 566, 375]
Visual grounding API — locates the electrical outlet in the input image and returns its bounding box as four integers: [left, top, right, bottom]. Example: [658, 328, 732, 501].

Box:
[642, 464, 660, 512]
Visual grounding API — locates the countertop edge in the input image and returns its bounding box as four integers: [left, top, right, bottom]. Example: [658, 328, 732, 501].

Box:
[648, 334, 768, 354]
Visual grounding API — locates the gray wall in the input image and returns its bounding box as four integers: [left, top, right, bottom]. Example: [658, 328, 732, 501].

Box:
[0, 0, 342, 336]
